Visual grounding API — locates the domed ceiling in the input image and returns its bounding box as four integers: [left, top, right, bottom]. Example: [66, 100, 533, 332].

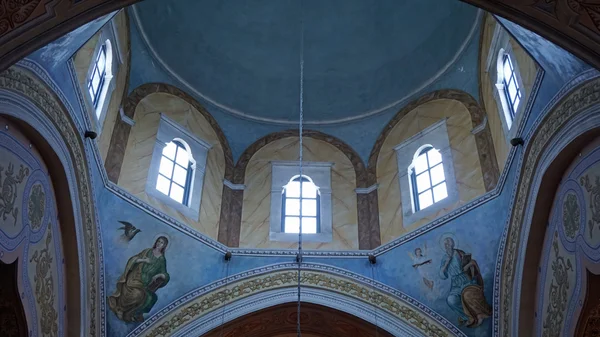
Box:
[132, 0, 479, 124]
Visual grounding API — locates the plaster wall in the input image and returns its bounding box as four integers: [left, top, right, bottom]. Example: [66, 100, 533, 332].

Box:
[0, 116, 65, 336]
[72, 10, 130, 162]
[239, 137, 358, 250]
[119, 92, 225, 239]
[377, 99, 485, 245]
[479, 14, 538, 171]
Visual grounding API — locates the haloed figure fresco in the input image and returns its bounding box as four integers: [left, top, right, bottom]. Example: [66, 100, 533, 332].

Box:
[438, 234, 491, 328]
[108, 236, 170, 322]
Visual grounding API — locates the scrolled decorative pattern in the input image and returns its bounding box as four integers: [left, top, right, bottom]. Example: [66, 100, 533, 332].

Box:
[0, 66, 99, 336]
[541, 232, 573, 337]
[0, 0, 43, 36]
[562, 193, 581, 239]
[499, 75, 600, 337]
[580, 174, 600, 238]
[28, 183, 45, 230]
[136, 264, 457, 337]
[0, 162, 29, 226]
[29, 227, 58, 337]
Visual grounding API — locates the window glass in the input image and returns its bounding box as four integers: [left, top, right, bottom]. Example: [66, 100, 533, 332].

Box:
[501, 54, 522, 121]
[411, 147, 447, 211]
[282, 176, 320, 234]
[88, 43, 108, 111]
[156, 141, 192, 205]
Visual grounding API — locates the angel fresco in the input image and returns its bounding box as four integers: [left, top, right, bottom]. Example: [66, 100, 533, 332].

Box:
[108, 236, 170, 322]
[438, 234, 491, 328]
[408, 244, 435, 292]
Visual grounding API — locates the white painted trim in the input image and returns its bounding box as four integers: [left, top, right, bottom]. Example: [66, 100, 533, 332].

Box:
[394, 119, 459, 227]
[269, 162, 333, 242]
[471, 116, 488, 135]
[130, 6, 484, 125]
[355, 183, 379, 194]
[145, 114, 212, 221]
[118, 107, 135, 126]
[223, 179, 245, 190]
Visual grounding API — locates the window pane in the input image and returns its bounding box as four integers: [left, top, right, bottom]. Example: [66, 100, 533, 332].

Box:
[414, 153, 428, 174]
[433, 182, 448, 202]
[286, 181, 301, 198]
[156, 175, 170, 195]
[159, 157, 174, 178]
[513, 96, 520, 112]
[503, 59, 512, 81]
[302, 217, 317, 234]
[301, 181, 317, 198]
[302, 199, 317, 217]
[172, 164, 188, 186]
[284, 216, 299, 233]
[175, 146, 189, 166]
[91, 72, 100, 91]
[430, 164, 445, 186]
[508, 81, 518, 101]
[97, 51, 106, 73]
[170, 184, 184, 203]
[416, 171, 431, 193]
[88, 86, 95, 99]
[163, 142, 177, 160]
[285, 198, 300, 216]
[418, 191, 434, 210]
[427, 149, 442, 166]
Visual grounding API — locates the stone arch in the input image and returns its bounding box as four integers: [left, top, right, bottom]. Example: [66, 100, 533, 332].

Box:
[130, 264, 457, 337]
[0, 66, 101, 336]
[367, 89, 498, 190]
[233, 129, 367, 187]
[105, 82, 234, 182]
[500, 73, 600, 337]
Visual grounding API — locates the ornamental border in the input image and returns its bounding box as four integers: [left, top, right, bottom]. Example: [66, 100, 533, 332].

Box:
[129, 262, 464, 337]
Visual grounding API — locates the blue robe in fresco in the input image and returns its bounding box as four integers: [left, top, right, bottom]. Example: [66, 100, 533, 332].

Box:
[439, 249, 491, 326]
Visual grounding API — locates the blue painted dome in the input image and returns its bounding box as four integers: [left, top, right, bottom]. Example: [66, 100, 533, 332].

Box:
[133, 0, 479, 124]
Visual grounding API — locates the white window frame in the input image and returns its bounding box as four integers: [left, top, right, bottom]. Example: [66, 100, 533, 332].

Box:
[394, 119, 458, 227]
[269, 161, 333, 242]
[85, 19, 122, 135]
[146, 114, 212, 221]
[485, 21, 527, 142]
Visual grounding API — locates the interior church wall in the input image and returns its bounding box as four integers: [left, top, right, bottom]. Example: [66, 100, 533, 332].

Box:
[239, 136, 359, 250]
[72, 10, 130, 162]
[0, 115, 65, 336]
[535, 138, 600, 336]
[119, 92, 226, 239]
[479, 13, 539, 172]
[376, 98, 486, 245]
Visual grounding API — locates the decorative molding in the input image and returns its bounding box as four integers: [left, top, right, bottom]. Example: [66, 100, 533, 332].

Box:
[131, 263, 463, 337]
[0, 62, 99, 336]
[118, 107, 134, 126]
[223, 179, 245, 190]
[496, 70, 600, 337]
[131, 5, 482, 125]
[471, 116, 488, 135]
[355, 184, 378, 194]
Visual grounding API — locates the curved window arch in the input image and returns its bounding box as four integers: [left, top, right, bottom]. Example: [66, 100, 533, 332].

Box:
[410, 145, 447, 211]
[496, 50, 522, 128]
[156, 140, 194, 205]
[87, 39, 114, 119]
[281, 175, 320, 234]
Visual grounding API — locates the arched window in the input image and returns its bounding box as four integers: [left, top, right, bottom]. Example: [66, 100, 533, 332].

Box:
[156, 140, 193, 205]
[410, 146, 447, 211]
[281, 176, 320, 234]
[87, 39, 113, 120]
[497, 52, 522, 127]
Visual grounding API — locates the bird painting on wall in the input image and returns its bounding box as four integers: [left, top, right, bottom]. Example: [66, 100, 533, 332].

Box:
[118, 221, 141, 242]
